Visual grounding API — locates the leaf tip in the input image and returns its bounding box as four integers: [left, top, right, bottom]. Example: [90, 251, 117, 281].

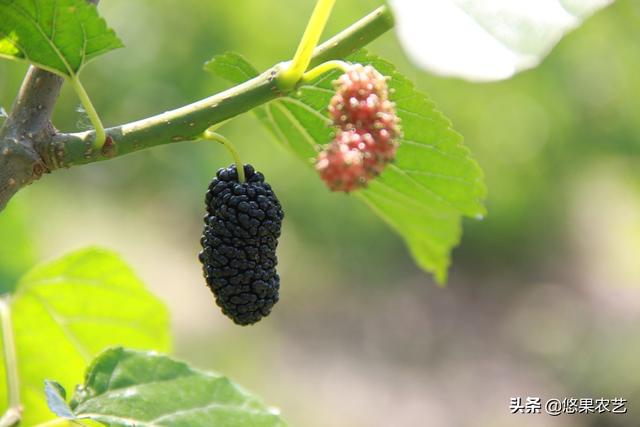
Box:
[45, 380, 75, 419]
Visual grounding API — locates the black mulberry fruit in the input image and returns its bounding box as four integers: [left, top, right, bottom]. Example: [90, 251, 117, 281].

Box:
[199, 164, 284, 325]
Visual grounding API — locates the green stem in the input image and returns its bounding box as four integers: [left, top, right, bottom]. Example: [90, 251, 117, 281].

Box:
[0, 297, 21, 427]
[33, 419, 86, 427]
[278, 0, 337, 89]
[203, 130, 245, 183]
[32, 420, 68, 427]
[47, 6, 394, 170]
[68, 75, 106, 150]
[302, 60, 351, 82]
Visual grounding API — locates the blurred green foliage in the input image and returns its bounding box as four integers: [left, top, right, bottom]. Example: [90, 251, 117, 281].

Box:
[1, 248, 170, 425]
[0, 198, 34, 293]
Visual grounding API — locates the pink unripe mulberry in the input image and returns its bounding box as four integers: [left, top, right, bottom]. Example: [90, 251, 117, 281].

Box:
[317, 64, 402, 192]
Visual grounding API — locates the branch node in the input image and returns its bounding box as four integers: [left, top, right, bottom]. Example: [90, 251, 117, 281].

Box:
[101, 136, 116, 158]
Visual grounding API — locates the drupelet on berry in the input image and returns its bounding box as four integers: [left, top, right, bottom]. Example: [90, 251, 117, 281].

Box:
[199, 164, 284, 325]
[316, 137, 367, 192]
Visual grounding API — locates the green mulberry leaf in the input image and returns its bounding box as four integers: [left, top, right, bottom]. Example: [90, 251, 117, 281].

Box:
[0, 248, 170, 425]
[0, 0, 123, 77]
[206, 51, 486, 283]
[44, 381, 74, 419]
[47, 347, 287, 427]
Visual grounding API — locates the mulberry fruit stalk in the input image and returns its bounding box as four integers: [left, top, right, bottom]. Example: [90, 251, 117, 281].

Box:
[317, 64, 401, 192]
[199, 164, 284, 325]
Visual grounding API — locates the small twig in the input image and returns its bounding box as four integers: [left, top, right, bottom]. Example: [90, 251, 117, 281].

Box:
[0, 408, 21, 427]
[0, 297, 21, 427]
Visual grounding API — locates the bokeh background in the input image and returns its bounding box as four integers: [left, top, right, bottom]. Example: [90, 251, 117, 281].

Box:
[2, 1, 640, 426]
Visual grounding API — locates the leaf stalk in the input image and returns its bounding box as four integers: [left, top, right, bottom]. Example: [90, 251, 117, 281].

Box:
[202, 130, 245, 183]
[68, 75, 106, 150]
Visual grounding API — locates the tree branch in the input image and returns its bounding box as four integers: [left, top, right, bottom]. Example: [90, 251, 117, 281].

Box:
[0, 67, 63, 210]
[0, 0, 101, 211]
[46, 66, 281, 169]
[0, 5, 394, 211]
